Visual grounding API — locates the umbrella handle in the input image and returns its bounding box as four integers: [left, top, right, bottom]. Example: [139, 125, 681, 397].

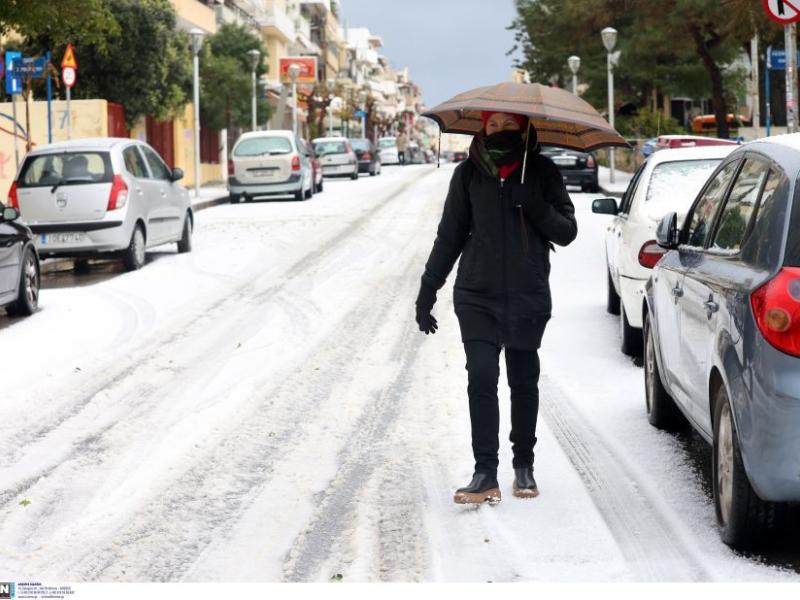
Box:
[521, 120, 530, 185]
[437, 130, 441, 168]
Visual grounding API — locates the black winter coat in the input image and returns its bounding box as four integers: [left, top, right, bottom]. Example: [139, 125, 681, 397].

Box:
[421, 152, 578, 350]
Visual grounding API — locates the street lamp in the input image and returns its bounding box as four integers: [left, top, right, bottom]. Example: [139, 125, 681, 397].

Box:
[288, 63, 301, 137]
[190, 28, 204, 198]
[601, 26, 618, 184]
[248, 48, 261, 132]
[326, 78, 335, 134]
[567, 55, 581, 95]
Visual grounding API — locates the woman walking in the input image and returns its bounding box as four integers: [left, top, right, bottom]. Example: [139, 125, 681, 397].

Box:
[415, 111, 578, 504]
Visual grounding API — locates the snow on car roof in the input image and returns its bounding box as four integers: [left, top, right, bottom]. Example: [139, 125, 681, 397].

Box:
[646, 144, 736, 165]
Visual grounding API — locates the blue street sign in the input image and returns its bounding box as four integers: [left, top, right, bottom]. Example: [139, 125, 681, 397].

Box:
[12, 56, 48, 78]
[5, 51, 22, 95]
[354, 110, 367, 118]
[767, 48, 800, 70]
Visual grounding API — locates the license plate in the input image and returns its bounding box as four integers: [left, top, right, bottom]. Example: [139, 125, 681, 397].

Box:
[553, 157, 577, 166]
[251, 168, 276, 177]
[40, 232, 86, 245]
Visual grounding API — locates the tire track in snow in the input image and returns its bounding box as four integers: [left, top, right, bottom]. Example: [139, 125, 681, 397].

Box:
[538, 374, 714, 581]
[0, 168, 437, 506]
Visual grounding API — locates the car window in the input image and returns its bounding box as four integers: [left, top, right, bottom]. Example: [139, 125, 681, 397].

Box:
[645, 159, 721, 205]
[683, 160, 739, 248]
[745, 169, 786, 267]
[314, 141, 347, 155]
[377, 138, 396, 149]
[351, 140, 370, 151]
[123, 146, 148, 178]
[619, 162, 646, 214]
[140, 146, 171, 181]
[18, 152, 113, 187]
[710, 158, 769, 253]
[234, 137, 292, 156]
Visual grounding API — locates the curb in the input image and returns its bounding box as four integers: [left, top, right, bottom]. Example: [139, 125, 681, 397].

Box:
[39, 192, 230, 275]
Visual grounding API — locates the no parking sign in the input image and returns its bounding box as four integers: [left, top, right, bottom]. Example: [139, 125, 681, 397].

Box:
[763, 0, 800, 24]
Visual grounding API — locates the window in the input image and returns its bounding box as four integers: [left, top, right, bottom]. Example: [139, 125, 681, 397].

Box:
[141, 146, 171, 181]
[18, 152, 112, 187]
[645, 159, 722, 204]
[123, 146, 148, 178]
[234, 137, 292, 156]
[711, 159, 769, 253]
[684, 160, 739, 248]
[746, 169, 786, 267]
[377, 138, 396, 149]
[314, 141, 347, 155]
[619, 162, 646, 214]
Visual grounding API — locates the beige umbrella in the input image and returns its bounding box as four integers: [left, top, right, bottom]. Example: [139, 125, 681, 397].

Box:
[422, 81, 629, 154]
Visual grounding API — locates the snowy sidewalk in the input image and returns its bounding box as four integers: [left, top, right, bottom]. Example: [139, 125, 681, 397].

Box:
[191, 184, 230, 211]
[598, 165, 632, 198]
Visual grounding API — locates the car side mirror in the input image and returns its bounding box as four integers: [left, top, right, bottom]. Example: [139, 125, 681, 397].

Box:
[656, 212, 679, 249]
[591, 198, 618, 215]
[2, 207, 19, 222]
[170, 168, 184, 182]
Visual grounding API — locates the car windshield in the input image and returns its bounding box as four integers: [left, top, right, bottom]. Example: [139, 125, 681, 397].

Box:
[350, 140, 370, 151]
[234, 137, 292, 157]
[378, 138, 396, 149]
[314, 141, 347, 155]
[18, 152, 113, 188]
[645, 159, 721, 203]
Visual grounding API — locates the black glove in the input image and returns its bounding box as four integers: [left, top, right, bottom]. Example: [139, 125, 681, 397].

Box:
[415, 283, 438, 335]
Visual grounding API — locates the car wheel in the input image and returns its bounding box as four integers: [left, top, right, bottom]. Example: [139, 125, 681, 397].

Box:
[370, 163, 377, 176]
[644, 314, 682, 429]
[122, 224, 146, 271]
[590, 181, 600, 193]
[294, 185, 304, 201]
[6, 246, 39, 317]
[606, 269, 621, 315]
[712, 385, 783, 548]
[177, 212, 193, 254]
[620, 303, 643, 357]
[229, 194, 240, 204]
[305, 178, 313, 199]
[351, 170, 358, 180]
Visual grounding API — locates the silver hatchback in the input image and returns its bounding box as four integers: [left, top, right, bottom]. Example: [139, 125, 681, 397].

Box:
[10, 138, 193, 271]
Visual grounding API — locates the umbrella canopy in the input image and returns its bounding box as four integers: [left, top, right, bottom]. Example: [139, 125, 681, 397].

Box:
[422, 81, 629, 153]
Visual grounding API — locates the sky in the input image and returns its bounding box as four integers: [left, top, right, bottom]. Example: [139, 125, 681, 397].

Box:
[339, 0, 523, 108]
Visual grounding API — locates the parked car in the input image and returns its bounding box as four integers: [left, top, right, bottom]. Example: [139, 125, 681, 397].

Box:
[229, 130, 314, 202]
[654, 134, 738, 151]
[592, 145, 735, 355]
[644, 134, 800, 548]
[407, 142, 425, 164]
[301, 138, 324, 193]
[641, 137, 658, 158]
[540, 146, 599, 192]
[9, 138, 192, 271]
[452, 151, 468, 162]
[349, 138, 382, 176]
[0, 202, 39, 317]
[377, 137, 400, 165]
[312, 137, 358, 180]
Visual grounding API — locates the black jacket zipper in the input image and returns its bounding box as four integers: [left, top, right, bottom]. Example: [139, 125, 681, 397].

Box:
[501, 178, 508, 339]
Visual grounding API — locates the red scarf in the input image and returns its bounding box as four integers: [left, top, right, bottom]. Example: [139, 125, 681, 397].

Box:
[498, 161, 521, 180]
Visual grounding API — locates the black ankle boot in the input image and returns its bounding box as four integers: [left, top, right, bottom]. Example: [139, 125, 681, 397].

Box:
[513, 466, 539, 498]
[454, 472, 501, 504]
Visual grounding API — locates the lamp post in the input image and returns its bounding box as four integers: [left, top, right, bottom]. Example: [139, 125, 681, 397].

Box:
[326, 78, 335, 134]
[601, 27, 618, 184]
[358, 91, 367, 138]
[567, 55, 581, 95]
[190, 28, 204, 198]
[247, 49, 261, 132]
[288, 63, 301, 137]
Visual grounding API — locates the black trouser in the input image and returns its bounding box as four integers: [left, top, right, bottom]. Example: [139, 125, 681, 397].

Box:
[464, 341, 540, 475]
[398, 150, 406, 164]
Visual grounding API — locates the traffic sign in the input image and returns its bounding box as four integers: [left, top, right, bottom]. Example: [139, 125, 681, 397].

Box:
[763, 0, 800, 24]
[353, 110, 367, 118]
[62, 66, 76, 88]
[61, 43, 77, 69]
[4, 51, 22, 95]
[13, 56, 47, 78]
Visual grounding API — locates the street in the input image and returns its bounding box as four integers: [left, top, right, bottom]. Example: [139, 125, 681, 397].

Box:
[0, 164, 798, 582]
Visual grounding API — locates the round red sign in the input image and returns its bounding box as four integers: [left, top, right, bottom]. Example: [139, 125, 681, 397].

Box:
[62, 66, 76, 88]
[763, 0, 800, 24]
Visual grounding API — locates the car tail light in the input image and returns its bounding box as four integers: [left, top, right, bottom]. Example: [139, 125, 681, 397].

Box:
[751, 267, 800, 357]
[7, 181, 19, 209]
[291, 155, 301, 171]
[638, 240, 666, 269]
[107, 174, 128, 211]
[228, 159, 234, 176]
[586, 155, 596, 168]
[362, 152, 371, 160]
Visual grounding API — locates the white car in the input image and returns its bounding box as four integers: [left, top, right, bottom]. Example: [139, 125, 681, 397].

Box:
[312, 137, 358, 180]
[11, 138, 192, 271]
[592, 145, 736, 355]
[229, 130, 315, 202]
[377, 137, 399, 165]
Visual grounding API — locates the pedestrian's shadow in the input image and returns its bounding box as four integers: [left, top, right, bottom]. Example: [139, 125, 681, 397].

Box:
[674, 426, 800, 571]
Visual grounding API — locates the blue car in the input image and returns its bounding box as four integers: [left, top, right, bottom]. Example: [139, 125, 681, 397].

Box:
[644, 135, 800, 549]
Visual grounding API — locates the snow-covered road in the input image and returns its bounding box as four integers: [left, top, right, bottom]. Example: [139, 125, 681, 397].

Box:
[1, 164, 798, 582]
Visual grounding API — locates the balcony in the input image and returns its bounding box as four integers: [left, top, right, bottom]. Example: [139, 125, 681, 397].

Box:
[260, 4, 295, 43]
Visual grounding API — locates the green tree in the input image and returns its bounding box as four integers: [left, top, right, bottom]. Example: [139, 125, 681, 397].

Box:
[0, 0, 117, 51]
[199, 23, 270, 132]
